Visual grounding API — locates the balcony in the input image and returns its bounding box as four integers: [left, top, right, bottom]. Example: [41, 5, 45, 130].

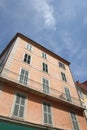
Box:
[0, 67, 83, 110]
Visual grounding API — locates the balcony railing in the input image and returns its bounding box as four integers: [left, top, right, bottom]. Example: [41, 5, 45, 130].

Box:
[0, 67, 82, 108]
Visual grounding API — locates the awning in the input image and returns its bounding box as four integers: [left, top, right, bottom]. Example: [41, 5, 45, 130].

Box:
[0, 121, 40, 130]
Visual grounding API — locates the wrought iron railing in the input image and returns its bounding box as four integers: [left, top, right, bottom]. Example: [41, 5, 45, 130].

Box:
[0, 67, 82, 108]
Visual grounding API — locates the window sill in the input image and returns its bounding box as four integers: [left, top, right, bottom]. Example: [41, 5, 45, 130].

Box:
[11, 116, 24, 121]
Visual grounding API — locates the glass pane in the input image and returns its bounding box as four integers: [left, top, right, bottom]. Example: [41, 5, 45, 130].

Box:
[43, 86, 49, 94]
[21, 69, 25, 75]
[16, 96, 20, 104]
[25, 71, 28, 77]
[43, 63, 45, 71]
[19, 76, 24, 83]
[46, 80, 48, 86]
[27, 57, 30, 64]
[48, 105, 51, 113]
[43, 103, 47, 112]
[71, 112, 77, 120]
[21, 97, 25, 105]
[24, 78, 28, 85]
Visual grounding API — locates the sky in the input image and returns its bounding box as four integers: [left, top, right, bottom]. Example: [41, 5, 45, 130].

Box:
[0, 0, 87, 82]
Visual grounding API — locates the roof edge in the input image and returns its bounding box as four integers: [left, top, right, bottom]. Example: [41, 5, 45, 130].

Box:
[0, 32, 70, 65]
[0, 33, 19, 58]
[18, 33, 70, 65]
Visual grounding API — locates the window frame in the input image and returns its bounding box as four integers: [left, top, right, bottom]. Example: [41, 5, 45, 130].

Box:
[42, 52, 47, 59]
[23, 53, 31, 65]
[11, 92, 27, 119]
[25, 43, 33, 51]
[61, 72, 67, 82]
[70, 111, 80, 130]
[42, 102, 53, 126]
[59, 62, 65, 69]
[42, 78, 50, 94]
[19, 68, 29, 85]
[64, 87, 72, 102]
[42, 62, 48, 73]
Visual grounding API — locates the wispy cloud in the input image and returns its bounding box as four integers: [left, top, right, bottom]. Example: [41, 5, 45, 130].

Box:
[32, 0, 56, 30]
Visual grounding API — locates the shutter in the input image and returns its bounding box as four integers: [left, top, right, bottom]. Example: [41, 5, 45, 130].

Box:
[43, 103, 52, 125]
[19, 106, 24, 117]
[13, 93, 26, 118]
[13, 104, 19, 116]
[70, 112, 80, 130]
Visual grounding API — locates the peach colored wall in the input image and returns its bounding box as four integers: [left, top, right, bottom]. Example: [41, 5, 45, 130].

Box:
[2, 37, 79, 100]
[0, 84, 15, 116]
[0, 84, 87, 130]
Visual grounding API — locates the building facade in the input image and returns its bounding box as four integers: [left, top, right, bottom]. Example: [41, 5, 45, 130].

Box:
[76, 81, 87, 120]
[0, 33, 87, 130]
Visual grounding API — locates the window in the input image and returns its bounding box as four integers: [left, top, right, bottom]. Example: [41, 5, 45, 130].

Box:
[42, 63, 48, 73]
[42, 78, 49, 94]
[43, 102, 52, 125]
[61, 72, 67, 82]
[70, 112, 80, 130]
[42, 52, 47, 59]
[26, 43, 32, 51]
[24, 53, 31, 64]
[19, 69, 29, 85]
[12, 93, 26, 118]
[65, 87, 72, 102]
[59, 62, 65, 69]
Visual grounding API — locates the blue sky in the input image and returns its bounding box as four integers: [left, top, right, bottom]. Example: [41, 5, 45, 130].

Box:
[0, 0, 87, 82]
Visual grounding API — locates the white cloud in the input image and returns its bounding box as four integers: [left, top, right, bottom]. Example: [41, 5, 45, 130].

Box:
[32, 0, 56, 30]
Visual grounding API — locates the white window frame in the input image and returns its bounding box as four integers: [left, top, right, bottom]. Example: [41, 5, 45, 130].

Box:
[42, 102, 53, 126]
[19, 68, 29, 85]
[42, 78, 50, 94]
[11, 92, 27, 119]
[58, 62, 65, 69]
[25, 43, 33, 51]
[64, 87, 72, 102]
[70, 112, 80, 130]
[42, 52, 47, 59]
[23, 53, 31, 65]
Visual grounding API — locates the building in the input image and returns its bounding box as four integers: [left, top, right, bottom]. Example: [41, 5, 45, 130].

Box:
[76, 81, 87, 120]
[0, 33, 87, 130]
